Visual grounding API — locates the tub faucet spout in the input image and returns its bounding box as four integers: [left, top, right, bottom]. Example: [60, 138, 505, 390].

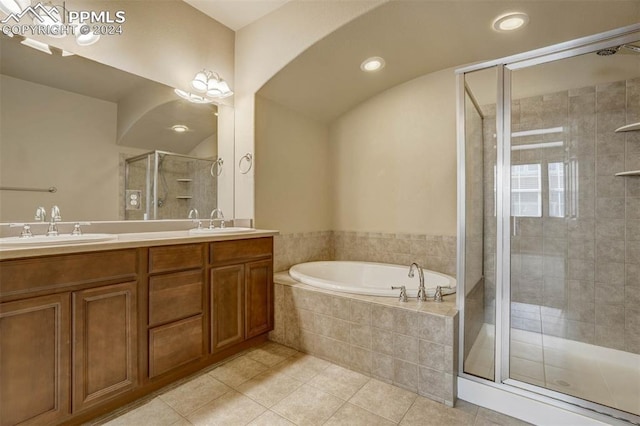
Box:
[409, 262, 427, 302]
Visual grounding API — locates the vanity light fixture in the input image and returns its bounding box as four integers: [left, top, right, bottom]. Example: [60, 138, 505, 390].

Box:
[360, 56, 385, 72]
[20, 37, 52, 54]
[171, 124, 189, 133]
[34, 4, 65, 38]
[190, 70, 234, 99]
[174, 88, 215, 104]
[492, 12, 529, 32]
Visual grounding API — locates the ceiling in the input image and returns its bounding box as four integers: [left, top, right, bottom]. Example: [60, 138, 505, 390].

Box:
[184, 0, 291, 31]
[257, 0, 640, 123]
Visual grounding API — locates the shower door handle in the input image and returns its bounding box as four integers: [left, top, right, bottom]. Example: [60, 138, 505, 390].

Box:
[511, 216, 518, 237]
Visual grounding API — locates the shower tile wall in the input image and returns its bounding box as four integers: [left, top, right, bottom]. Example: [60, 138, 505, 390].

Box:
[274, 231, 457, 278]
[122, 156, 217, 220]
[483, 78, 640, 355]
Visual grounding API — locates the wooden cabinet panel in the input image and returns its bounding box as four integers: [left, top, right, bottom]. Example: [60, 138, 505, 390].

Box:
[0, 249, 137, 299]
[72, 282, 137, 413]
[149, 270, 203, 327]
[0, 293, 70, 426]
[210, 238, 272, 264]
[210, 265, 244, 352]
[149, 244, 202, 274]
[245, 260, 273, 339]
[149, 315, 204, 378]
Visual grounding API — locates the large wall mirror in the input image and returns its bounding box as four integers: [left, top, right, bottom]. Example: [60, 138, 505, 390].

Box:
[0, 35, 232, 222]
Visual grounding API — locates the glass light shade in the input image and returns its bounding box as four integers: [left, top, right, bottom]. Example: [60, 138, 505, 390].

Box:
[191, 71, 209, 92]
[0, 0, 30, 15]
[217, 80, 231, 95]
[174, 88, 214, 104]
[74, 23, 100, 46]
[20, 37, 52, 54]
[76, 31, 100, 46]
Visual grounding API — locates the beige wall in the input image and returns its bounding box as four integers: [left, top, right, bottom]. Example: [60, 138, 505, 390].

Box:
[35, 0, 234, 94]
[330, 68, 457, 235]
[255, 96, 332, 232]
[0, 75, 145, 222]
[234, 0, 386, 220]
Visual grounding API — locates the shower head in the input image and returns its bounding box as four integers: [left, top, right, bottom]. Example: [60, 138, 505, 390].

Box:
[595, 44, 640, 56]
[596, 46, 619, 56]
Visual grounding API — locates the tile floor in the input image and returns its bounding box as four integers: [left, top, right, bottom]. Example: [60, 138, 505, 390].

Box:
[465, 324, 640, 416]
[94, 342, 529, 426]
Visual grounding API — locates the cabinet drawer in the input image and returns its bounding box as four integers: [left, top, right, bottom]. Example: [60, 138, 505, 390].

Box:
[149, 315, 203, 378]
[149, 270, 203, 326]
[210, 238, 272, 264]
[149, 244, 203, 274]
[0, 249, 138, 299]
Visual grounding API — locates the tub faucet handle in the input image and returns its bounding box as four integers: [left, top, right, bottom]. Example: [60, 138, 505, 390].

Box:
[434, 285, 443, 303]
[391, 286, 408, 302]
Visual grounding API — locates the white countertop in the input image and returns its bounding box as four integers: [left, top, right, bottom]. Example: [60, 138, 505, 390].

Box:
[0, 229, 279, 260]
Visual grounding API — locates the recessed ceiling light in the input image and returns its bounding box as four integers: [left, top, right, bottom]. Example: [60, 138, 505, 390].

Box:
[360, 56, 385, 72]
[171, 125, 189, 133]
[492, 12, 529, 32]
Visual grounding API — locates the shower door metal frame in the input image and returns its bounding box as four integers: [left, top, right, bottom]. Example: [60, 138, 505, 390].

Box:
[456, 23, 640, 425]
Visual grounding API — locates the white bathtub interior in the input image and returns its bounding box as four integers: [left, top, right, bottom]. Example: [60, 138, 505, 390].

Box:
[289, 261, 456, 298]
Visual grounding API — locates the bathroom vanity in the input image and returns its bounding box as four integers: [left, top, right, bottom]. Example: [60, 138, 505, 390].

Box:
[0, 231, 276, 426]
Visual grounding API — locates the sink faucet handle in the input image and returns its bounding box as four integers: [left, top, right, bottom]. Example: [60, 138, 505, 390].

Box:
[391, 286, 408, 302]
[50, 205, 61, 222]
[35, 206, 47, 222]
[71, 222, 91, 236]
[209, 208, 225, 229]
[188, 209, 202, 229]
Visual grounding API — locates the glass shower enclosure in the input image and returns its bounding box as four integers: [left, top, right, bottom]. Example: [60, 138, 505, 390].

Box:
[457, 24, 640, 424]
[124, 150, 218, 220]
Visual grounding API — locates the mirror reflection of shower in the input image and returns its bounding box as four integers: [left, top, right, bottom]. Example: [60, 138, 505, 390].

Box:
[156, 153, 169, 208]
[124, 150, 217, 220]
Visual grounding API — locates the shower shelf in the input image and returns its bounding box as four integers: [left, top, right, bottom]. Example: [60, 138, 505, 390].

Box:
[614, 122, 640, 132]
[176, 196, 193, 199]
[176, 179, 193, 182]
[615, 170, 640, 177]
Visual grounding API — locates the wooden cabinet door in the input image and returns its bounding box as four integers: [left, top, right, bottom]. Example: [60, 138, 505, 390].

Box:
[210, 265, 244, 353]
[0, 294, 70, 426]
[245, 259, 273, 339]
[72, 282, 137, 413]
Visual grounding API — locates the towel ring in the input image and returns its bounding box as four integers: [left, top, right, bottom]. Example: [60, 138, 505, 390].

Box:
[239, 153, 253, 174]
[210, 158, 224, 177]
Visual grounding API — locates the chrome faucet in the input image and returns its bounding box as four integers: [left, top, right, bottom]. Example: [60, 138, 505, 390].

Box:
[188, 208, 202, 229]
[209, 208, 225, 229]
[46, 205, 61, 236]
[409, 262, 427, 302]
[34, 206, 46, 222]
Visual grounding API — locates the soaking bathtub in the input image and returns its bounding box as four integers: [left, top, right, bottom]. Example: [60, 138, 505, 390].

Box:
[289, 261, 456, 298]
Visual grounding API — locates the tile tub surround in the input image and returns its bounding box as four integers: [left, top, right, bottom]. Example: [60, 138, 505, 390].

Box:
[270, 272, 459, 407]
[274, 231, 457, 278]
[274, 231, 333, 272]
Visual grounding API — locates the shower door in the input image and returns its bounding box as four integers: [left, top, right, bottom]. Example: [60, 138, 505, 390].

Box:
[505, 42, 640, 419]
[458, 24, 640, 425]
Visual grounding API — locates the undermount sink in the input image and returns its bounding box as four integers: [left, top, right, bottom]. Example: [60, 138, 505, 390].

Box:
[188, 227, 255, 235]
[0, 233, 118, 247]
